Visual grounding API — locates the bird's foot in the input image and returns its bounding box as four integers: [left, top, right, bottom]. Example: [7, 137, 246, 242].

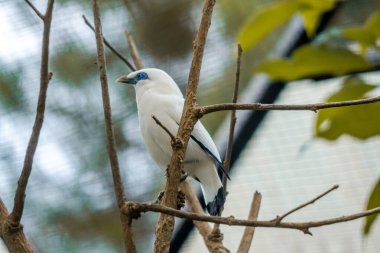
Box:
[177, 190, 186, 210]
[154, 191, 165, 204]
[154, 190, 186, 210]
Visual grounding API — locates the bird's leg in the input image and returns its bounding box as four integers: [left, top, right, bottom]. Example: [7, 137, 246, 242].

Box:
[177, 190, 186, 210]
[154, 191, 165, 204]
[154, 190, 186, 210]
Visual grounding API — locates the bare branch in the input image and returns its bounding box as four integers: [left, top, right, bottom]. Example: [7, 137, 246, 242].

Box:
[124, 201, 380, 235]
[154, 1, 216, 252]
[212, 43, 242, 236]
[82, 14, 136, 72]
[272, 185, 339, 223]
[152, 115, 176, 143]
[199, 96, 380, 117]
[237, 191, 262, 253]
[25, 0, 44, 21]
[125, 31, 144, 70]
[222, 44, 242, 189]
[1, 198, 35, 253]
[11, 0, 54, 227]
[91, 1, 137, 252]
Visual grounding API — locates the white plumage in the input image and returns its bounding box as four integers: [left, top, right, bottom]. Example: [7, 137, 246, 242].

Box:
[116, 68, 226, 216]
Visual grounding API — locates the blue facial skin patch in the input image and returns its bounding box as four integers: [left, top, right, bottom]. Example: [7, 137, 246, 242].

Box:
[128, 72, 149, 84]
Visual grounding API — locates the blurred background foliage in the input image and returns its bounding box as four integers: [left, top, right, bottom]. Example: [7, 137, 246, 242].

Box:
[0, 0, 379, 252]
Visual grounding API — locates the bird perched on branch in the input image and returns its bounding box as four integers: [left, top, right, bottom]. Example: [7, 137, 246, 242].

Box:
[116, 68, 227, 216]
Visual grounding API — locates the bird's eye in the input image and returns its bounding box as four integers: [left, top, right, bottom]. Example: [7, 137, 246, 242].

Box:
[136, 72, 148, 81]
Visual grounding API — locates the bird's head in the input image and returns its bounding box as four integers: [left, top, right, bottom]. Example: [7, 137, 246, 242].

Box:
[116, 70, 150, 85]
[116, 68, 182, 96]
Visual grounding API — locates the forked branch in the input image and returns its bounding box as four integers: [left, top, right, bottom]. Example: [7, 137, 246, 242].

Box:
[11, 0, 54, 228]
[124, 200, 380, 236]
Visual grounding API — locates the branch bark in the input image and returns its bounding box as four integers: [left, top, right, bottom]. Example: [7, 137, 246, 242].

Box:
[236, 191, 262, 253]
[211, 44, 242, 244]
[1, 198, 35, 253]
[11, 0, 54, 227]
[124, 201, 380, 235]
[92, 1, 137, 252]
[125, 31, 144, 70]
[153, 1, 216, 252]
[82, 14, 136, 72]
[198, 96, 380, 116]
[1, 1, 54, 252]
[272, 185, 339, 223]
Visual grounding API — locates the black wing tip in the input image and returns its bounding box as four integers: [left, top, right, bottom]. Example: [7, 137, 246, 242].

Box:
[190, 135, 231, 181]
[206, 187, 226, 216]
[218, 163, 231, 181]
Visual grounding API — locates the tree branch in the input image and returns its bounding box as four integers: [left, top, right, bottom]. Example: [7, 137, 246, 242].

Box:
[1, 198, 35, 253]
[11, 0, 54, 227]
[272, 185, 339, 223]
[237, 191, 262, 253]
[151, 115, 176, 143]
[211, 43, 242, 239]
[25, 0, 44, 21]
[82, 14, 136, 72]
[91, 1, 137, 252]
[153, 1, 216, 252]
[222, 44, 242, 190]
[1, 1, 54, 252]
[125, 31, 144, 70]
[198, 96, 380, 117]
[124, 201, 380, 235]
[180, 182, 230, 253]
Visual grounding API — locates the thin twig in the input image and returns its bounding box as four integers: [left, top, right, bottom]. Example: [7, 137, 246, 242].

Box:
[82, 14, 136, 72]
[222, 44, 242, 189]
[154, 1, 216, 252]
[237, 191, 262, 253]
[273, 185, 339, 223]
[124, 201, 380, 235]
[11, 0, 54, 227]
[212, 43, 242, 234]
[24, 0, 44, 20]
[91, 1, 137, 252]
[125, 31, 144, 70]
[1, 1, 54, 252]
[198, 96, 380, 117]
[152, 115, 176, 143]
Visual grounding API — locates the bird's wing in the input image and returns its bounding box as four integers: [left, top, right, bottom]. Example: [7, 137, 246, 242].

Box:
[191, 122, 230, 180]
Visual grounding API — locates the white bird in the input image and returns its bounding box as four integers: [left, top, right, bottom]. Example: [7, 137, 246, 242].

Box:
[116, 68, 227, 216]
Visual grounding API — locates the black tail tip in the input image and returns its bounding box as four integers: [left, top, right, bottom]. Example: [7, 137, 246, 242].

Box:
[206, 187, 226, 216]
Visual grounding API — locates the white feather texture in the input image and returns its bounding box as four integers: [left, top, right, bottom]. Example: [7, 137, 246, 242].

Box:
[117, 68, 225, 215]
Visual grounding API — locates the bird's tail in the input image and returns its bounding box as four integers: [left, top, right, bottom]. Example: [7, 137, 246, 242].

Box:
[205, 186, 226, 216]
[198, 169, 226, 216]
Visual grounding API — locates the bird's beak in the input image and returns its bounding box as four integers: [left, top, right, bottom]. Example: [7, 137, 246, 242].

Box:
[116, 75, 136, 85]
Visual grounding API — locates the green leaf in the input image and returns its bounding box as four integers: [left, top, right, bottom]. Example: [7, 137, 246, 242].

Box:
[298, 0, 336, 37]
[364, 177, 380, 235]
[237, 1, 301, 51]
[256, 45, 371, 81]
[315, 77, 380, 140]
[365, 10, 380, 37]
[341, 11, 380, 52]
[342, 27, 377, 52]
